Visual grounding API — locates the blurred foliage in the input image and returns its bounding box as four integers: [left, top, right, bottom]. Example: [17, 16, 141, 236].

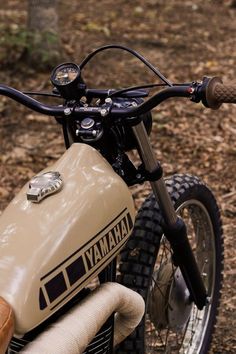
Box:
[24, 30, 61, 69]
[0, 24, 27, 66]
[0, 23, 60, 69]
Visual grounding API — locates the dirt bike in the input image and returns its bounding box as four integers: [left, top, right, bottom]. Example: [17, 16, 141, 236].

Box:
[0, 44, 235, 354]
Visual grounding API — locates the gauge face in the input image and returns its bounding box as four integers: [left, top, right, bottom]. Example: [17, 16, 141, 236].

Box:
[51, 63, 80, 86]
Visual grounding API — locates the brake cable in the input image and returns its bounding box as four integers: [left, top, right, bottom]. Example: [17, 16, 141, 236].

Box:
[108, 83, 168, 98]
[79, 44, 173, 87]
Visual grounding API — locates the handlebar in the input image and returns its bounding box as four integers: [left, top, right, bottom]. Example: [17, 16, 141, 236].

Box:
[0, 84, 192, 119]
[0, 85, 64, 116]
[0, 77, 235, 121]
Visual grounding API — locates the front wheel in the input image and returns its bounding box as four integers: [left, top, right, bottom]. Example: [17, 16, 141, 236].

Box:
[116, 174, 224, 354]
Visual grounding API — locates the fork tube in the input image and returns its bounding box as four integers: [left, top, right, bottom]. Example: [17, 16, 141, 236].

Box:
[132, 121, 177, 226]
[132, 122, 208, 309]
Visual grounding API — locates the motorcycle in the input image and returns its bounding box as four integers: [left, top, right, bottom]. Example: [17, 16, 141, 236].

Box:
[0, 45, 235, 354]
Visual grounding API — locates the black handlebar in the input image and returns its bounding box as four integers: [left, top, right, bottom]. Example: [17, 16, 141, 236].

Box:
[0, 78, 235, 121]
[0, 83, 193, 119]
[0, 85, 63, 116]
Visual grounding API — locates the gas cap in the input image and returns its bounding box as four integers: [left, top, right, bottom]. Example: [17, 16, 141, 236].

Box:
[27, 171, 63, 203]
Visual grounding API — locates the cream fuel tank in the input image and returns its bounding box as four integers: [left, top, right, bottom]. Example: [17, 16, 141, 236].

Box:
[0, 143, 135, 335]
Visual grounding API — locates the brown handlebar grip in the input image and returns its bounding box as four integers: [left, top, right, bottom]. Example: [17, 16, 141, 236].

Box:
[205, 77, 236, 109]
[214, 84, 236, 103]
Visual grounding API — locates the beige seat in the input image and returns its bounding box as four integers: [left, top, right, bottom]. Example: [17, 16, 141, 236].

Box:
[0, 297, 14, 354]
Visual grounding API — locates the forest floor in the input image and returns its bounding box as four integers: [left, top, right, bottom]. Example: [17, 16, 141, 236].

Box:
[0, 0, 236, 352]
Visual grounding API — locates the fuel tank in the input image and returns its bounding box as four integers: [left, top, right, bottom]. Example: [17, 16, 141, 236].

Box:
[0, 143, 135, 335]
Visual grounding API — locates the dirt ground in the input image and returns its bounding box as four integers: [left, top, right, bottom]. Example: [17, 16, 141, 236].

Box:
[0, 0, 236, 352]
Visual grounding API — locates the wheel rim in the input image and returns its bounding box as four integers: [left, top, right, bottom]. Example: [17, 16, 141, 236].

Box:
[145, 199, 216, 353]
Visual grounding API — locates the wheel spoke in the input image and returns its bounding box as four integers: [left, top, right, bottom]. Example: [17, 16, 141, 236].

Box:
[146, 200, 217, 353]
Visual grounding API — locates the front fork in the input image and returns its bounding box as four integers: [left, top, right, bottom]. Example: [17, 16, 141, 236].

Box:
[132, 122, 207, 310]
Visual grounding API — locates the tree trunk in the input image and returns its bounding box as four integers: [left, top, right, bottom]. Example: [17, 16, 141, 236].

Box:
[27, 0, 61, 68]
[231, 0, 236, 7]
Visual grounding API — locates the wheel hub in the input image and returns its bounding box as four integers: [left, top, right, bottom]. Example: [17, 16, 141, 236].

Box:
[148, 261, 193, 331]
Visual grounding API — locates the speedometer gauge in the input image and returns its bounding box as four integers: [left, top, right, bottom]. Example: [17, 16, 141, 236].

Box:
[52, 63, 79, 86]
[51, 62, 85, 99]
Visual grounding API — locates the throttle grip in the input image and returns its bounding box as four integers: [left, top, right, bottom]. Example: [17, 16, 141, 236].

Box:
[203, 77, 236, 109]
